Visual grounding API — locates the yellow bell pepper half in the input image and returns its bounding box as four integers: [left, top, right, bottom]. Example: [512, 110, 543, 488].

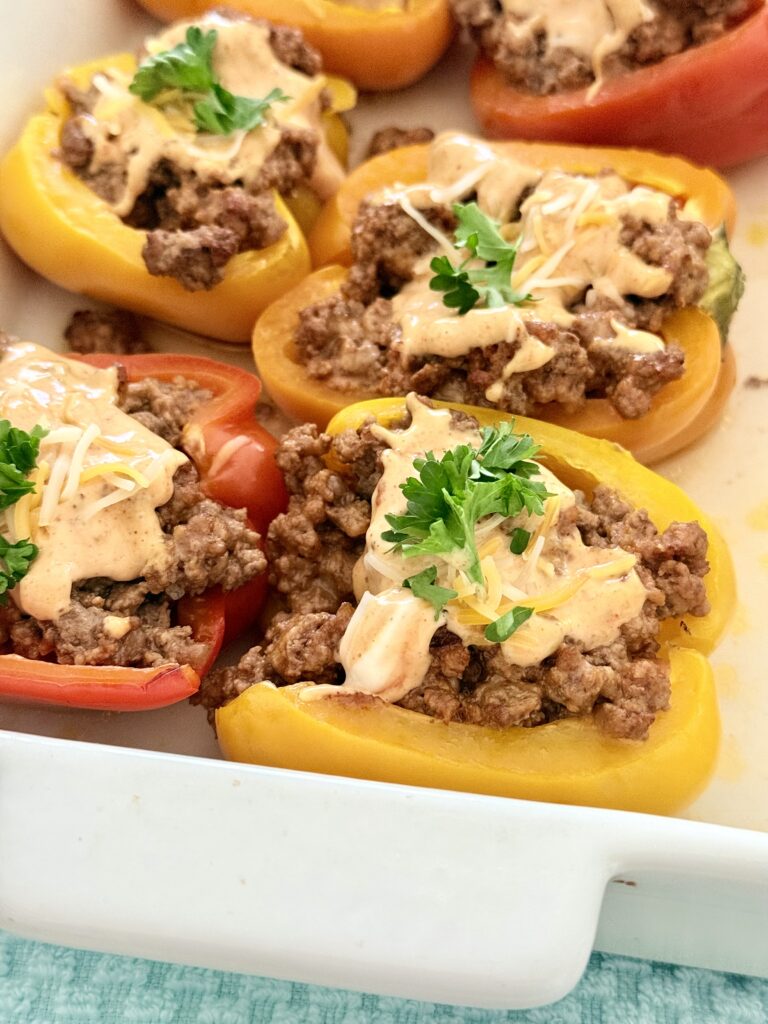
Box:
[0, 54, 354, 343]
[217, 399, 735, 815]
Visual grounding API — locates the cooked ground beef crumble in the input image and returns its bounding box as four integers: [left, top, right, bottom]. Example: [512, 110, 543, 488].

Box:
[295, 195, 711, 419]
[453, 0, 760, 95]
[64, 308, 150, 356]
[0, 375, 266, 669]
[59, 19, 326, 291]
[366, 126, 436, 158]
[200, 411, 710, 740]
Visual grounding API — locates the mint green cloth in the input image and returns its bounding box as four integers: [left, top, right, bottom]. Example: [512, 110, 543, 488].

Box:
[2, 931, 767, 1022]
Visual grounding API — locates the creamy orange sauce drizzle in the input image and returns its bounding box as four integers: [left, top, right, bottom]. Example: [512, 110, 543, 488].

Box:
[0, 343, 186, 622]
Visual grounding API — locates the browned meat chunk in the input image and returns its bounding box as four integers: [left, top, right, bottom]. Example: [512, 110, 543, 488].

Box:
[64, 309, 150, 355]
[149, 462, 266, 599]
[268, 23, 323, 75]
[366, 127, 436, 158]
[142, 226, 240, 291]
[265, 604, 354, 684]
[345, 200, 457, 300]
[119, 375, 212, 448]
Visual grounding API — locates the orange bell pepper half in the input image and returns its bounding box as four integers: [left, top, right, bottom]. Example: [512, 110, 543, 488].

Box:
[470, 4, 768, 169]
[217, 398, 734, 814]
[133, 0, 454, 92]
[252, 278, 730, 466]
[0, 54, 353, 343]
[0, 354, 287, 711]
[254, 140, 739, 464]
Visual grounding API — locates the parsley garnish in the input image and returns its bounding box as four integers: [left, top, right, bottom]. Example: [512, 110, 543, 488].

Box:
[429, 202, 533, 315]
[194, 84, 289, 135]
[484, 605, 533, 644]
[0, 420, 45, 602]
[403, 565, 458, 619]
[0, 536, 38, 605]
[0, 421, 46, 511]
[129, 27, 289, 135]
[509, 527, 531, 555]
[382, 421, 550, 588]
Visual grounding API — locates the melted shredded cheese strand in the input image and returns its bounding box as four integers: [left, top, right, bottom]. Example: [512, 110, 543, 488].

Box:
[208, 434, 251, 477]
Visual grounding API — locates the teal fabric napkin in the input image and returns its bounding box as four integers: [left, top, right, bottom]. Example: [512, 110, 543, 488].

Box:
[2, 932, 768, 1023]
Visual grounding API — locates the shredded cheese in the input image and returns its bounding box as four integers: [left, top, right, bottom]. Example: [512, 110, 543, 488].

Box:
[208, 434, 251, 477]
[79, 463, 150, 489]
[397, 193, 456, 255]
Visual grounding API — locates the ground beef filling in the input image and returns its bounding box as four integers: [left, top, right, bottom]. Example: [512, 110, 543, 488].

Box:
[0, 376, 265, 669]
[59, 23, 324, 291]
[201, 419, 710, 740]
[295, 199, 710, 420]
[452, 0, 760, 94]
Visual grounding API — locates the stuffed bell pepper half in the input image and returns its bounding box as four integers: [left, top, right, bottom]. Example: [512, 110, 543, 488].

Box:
[462, 0, 768, 168]
[133, 0, 455, 92]
[253, 132, 743, 464]
[0, 12, 355, 342]
[0, 337, 287, 710]
[208, 394, 734, 814]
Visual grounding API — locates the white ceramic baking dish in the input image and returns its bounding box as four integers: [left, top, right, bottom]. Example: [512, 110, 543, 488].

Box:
[1, 0, 767, 1009]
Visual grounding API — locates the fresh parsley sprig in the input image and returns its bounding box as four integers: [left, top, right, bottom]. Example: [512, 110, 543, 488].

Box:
[403, 565, 458, 620]
[429, 202, 533, 316]
[484, 605, 533, 643]
[383, 421, 550, 590]
[0, 421, 46, 511]
[130, 27, 289, 136]
[194, 84, 289, 135]
[0, 419, 45, 602]
[0, 536, 38, 605]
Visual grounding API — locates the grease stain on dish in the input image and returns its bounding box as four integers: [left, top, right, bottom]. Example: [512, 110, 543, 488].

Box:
[715, 731, 745, 783]
[746, 222, 768, 247]
[715, 662, 740, 699]
[729, 603, 751, 636]
[747, 501, 768, 531]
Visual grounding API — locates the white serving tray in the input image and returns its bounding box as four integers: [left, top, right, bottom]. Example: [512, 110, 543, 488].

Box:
[1, 0, 768, 1009]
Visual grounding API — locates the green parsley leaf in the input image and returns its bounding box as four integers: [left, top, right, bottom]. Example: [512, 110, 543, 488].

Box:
[0, 421, 46, 512]
[484, 605, 533, 644]
[429, 255, 479, 315]
[0, 535, 38, 604]
[429, 202, 534, 316]
[130, 27, 289, 136]
[403, 565, 458, 619]
[454, 201, 515, 265]
[130, 27, 217, 102]
[383, 421, 550, 586]
[194, 84, 289, 135]
[509, 527, 531, 555]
